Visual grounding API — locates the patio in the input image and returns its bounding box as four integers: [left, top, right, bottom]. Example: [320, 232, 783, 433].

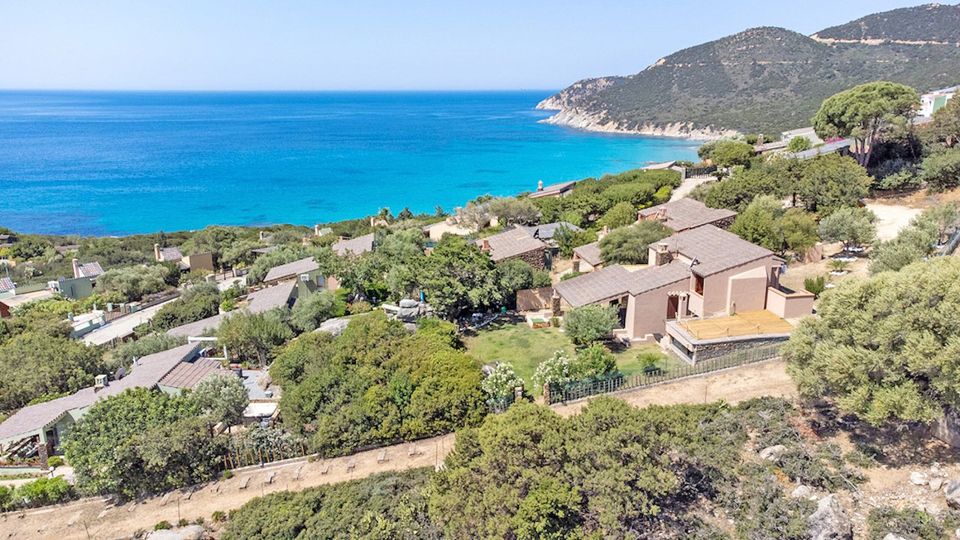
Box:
[675, 310, 793, 341]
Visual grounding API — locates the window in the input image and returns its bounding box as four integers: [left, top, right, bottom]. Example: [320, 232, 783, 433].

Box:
[693, 274, 704, 296]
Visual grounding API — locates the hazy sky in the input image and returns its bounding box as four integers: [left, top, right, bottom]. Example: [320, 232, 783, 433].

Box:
[0, 1, 935, 90]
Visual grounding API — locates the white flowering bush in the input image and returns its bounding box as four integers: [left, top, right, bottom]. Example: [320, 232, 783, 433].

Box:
[481, 362, 524, 400]
[532, 350, 573, 393]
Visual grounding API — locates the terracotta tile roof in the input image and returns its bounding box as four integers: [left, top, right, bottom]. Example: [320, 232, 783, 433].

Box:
[332, 233, 375, 256]
[263, 257, 319, 283]
[476, 227, 546, 261]
[0, 343, 199, 443]
[158, 357, 229, 389]
[573, 242, 603, 267]
[661, 225, 774, 276]
[638, 198, 737, 232]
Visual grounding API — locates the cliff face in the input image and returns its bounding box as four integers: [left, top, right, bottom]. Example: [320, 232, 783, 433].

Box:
[541, 4, 960, 137]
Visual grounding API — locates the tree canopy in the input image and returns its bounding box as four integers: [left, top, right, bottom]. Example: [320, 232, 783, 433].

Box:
[785, 257, 960, 426]
[598, 221, 671, 265]
[272, 313, 486, 456]
[64, 388, 224, 499]
[812, 81, 919, 167]
[563, 305, 620, 346]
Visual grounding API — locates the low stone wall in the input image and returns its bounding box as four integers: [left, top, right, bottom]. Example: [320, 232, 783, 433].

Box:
[694, 336, 788, 363]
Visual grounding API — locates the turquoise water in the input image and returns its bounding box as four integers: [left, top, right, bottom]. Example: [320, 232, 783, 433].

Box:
[0, 91, 700, 235]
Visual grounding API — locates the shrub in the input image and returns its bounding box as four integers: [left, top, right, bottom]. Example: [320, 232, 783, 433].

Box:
[482, 363, 524, 402]
[637, 351, 664, 375]
[787, 136, 812, 152]
[573, 343, 617, 380]
[563, 305, 619, 346]
[154, 521, 172, 531]
[177, 518, 189, 527]
[212, 511, 227, 523]
[222, 470, 234, 480]
[14, 476, 74, 508]
[532, 351, 572, 394]
[867, 506, 944, 540]
[803, 275, 826, 298]
[46, 456, 64, 468]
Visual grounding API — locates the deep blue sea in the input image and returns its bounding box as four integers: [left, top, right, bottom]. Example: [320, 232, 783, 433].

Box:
[0, 91, 700, 235]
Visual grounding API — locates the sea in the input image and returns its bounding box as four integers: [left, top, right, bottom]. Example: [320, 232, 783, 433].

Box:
[0, 91, 700, 236]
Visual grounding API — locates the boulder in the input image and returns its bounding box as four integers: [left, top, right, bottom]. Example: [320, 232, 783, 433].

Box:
[882, 535, 909, 540]
[398, 298, 420, 309]
[791, 484, 813, 499]
[759, 444, 788, 462]
[931, 478, 944, 492]
[944, 479, 960, 508]
[910, 471, 929, 485]
[807, 494, 852, 540]
[316, 316, 350, 336]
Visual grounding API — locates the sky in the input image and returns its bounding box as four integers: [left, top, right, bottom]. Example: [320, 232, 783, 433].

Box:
[0, 0, 938, 91]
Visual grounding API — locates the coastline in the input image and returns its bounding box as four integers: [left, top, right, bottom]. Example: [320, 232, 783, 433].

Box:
[536, 104, 738, 141]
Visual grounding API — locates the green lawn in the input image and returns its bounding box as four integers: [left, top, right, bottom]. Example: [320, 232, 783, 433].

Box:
[463, 321, 677, 394]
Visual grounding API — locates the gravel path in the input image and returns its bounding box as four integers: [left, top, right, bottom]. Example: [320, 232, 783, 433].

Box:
[2, 360, 794, 539]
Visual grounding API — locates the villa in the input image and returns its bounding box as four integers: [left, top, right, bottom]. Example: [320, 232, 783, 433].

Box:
[154, 244, 215, 273]
[573, 198, 736, 273]
[477, 227, 549, 269]
[0, 343, 230, 466]
[167, 277, 303, 339]
[554, 225, 813, 362]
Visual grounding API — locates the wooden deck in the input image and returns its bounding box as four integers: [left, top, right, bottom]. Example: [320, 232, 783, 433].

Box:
[677, 310, 794, 340]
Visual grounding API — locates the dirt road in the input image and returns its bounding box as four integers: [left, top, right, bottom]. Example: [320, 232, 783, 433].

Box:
[1, 360, 794, 539]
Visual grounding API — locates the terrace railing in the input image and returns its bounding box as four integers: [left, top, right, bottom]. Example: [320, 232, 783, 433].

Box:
[546, 343, 782, 405]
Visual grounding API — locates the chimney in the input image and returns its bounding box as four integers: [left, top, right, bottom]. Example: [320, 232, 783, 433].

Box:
[154, 243, 161, 261]
[314, 224, 322, 236]
[258, 231, 266, 241]
[72, 258, 81, 279]
[94, 374, 108, 390]
[481, 239, 491, 252]
[537, 180, 544, 192]
[648, 241, 673, 267]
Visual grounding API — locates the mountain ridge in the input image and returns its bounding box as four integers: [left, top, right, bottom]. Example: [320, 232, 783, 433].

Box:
[540, 3, 960, 138]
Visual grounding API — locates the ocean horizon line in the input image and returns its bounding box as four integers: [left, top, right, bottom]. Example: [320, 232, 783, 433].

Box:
[0, 88, 563, 95]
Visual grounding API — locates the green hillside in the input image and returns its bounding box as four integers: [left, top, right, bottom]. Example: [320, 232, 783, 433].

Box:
[540, 4, 960, 136]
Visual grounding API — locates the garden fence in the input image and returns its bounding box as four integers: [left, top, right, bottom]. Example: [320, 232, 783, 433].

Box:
[547, 343, 782, 404]
[224, 436, 311, 470]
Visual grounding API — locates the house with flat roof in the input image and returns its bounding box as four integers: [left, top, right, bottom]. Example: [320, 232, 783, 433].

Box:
[0, 343, 232, 465]
[477, 227, 549, 269]
[554, 225, 813, 361]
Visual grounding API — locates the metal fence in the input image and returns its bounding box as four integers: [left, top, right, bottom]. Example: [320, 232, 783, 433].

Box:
[547, 343, 782, 404]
